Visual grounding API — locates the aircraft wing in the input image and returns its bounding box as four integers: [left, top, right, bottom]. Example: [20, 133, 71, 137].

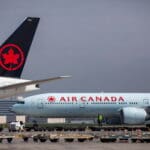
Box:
[0, 76, 70, 90]
[0, 76, 70, 99]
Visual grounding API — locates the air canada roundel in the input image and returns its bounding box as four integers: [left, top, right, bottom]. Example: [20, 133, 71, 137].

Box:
[0, 44, 24, 71]
[47, 96, 56, 102]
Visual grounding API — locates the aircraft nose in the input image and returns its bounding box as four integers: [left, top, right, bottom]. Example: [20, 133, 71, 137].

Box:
[11, 104, 23, 114]
[9, 106, 14, 113]
[11, 104, 17, 113]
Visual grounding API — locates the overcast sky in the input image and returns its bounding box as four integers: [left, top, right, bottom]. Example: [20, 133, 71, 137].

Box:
[0, 0, 150, 94]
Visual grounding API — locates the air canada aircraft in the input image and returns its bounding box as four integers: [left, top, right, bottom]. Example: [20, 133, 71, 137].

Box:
[0, 17, 69, 99]
[12, 93, 150, 124]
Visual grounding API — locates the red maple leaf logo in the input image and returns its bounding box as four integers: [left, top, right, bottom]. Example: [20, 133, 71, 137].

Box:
[48, 96, 56, 102]
[0, 44, 24, 71]
[2, 48, 19, 65]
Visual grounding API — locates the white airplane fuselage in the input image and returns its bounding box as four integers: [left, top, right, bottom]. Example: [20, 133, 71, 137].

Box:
[12, 93, 150, 124]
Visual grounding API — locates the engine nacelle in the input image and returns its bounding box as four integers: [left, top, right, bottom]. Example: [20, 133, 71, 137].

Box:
[121, 107, 147, 124]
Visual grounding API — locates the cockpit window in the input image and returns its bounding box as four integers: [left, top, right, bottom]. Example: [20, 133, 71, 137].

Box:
[17, 101, 25, 104]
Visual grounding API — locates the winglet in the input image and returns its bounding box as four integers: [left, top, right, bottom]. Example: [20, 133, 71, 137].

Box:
[60, 75, 72, 78]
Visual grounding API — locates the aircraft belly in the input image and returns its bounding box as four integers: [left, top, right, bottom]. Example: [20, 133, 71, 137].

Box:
[0, 86, 39, 99]
[43, 105, 72, 117]
[87, 104, 120, 117]
[41, 103, 120, 118]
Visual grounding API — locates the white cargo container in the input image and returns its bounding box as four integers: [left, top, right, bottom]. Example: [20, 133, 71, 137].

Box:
[0, 116, 7, 124]
[47, 118, 66, 123]
[16, 115, 26, 123]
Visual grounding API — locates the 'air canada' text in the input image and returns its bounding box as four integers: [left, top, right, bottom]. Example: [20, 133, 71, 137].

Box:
[48, 96, 125, 102]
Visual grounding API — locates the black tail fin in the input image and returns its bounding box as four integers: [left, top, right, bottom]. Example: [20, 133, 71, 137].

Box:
[0, 17, 40, 78]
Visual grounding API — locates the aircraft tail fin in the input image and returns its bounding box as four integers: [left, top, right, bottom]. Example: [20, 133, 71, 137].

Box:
[0, 17, 40, 78]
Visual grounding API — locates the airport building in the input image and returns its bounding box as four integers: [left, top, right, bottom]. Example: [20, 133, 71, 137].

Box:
[0, 100, 17, 123]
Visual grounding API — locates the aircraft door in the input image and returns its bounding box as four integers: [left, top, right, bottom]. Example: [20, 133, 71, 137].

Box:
[79, 102, 86, 108]
[37, 99, 44, 109]
[143, 99, 149, 105]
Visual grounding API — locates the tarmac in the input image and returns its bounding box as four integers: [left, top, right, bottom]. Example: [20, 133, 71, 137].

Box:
[0, 140, 150, 150]
[0, 130, 150, 150]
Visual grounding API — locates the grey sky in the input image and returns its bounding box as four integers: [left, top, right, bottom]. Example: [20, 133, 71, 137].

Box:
[0, 0, 150, 94]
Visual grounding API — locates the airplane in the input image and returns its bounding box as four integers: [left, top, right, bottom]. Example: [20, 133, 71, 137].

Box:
[12, 93, 150, 124]
[0, 17, 69, 99]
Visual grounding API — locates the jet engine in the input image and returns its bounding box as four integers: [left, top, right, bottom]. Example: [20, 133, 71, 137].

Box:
[121, 107, 147, 124]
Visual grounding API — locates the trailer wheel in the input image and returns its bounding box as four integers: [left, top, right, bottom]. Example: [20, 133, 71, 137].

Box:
[88, 137, 94, 141]
[33, 136, 38, 142]
[131, 139, 137, 143]
[0, 138, 3, 143]
[7, 138, 13, 143]
[50, 139, 59, 142]
[23, 137, 29, 142]
[39, 138, 47, 143]
[0, 127, 3, 132]
[65, 138, 74, 142]
[78, 138, 86, 142]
